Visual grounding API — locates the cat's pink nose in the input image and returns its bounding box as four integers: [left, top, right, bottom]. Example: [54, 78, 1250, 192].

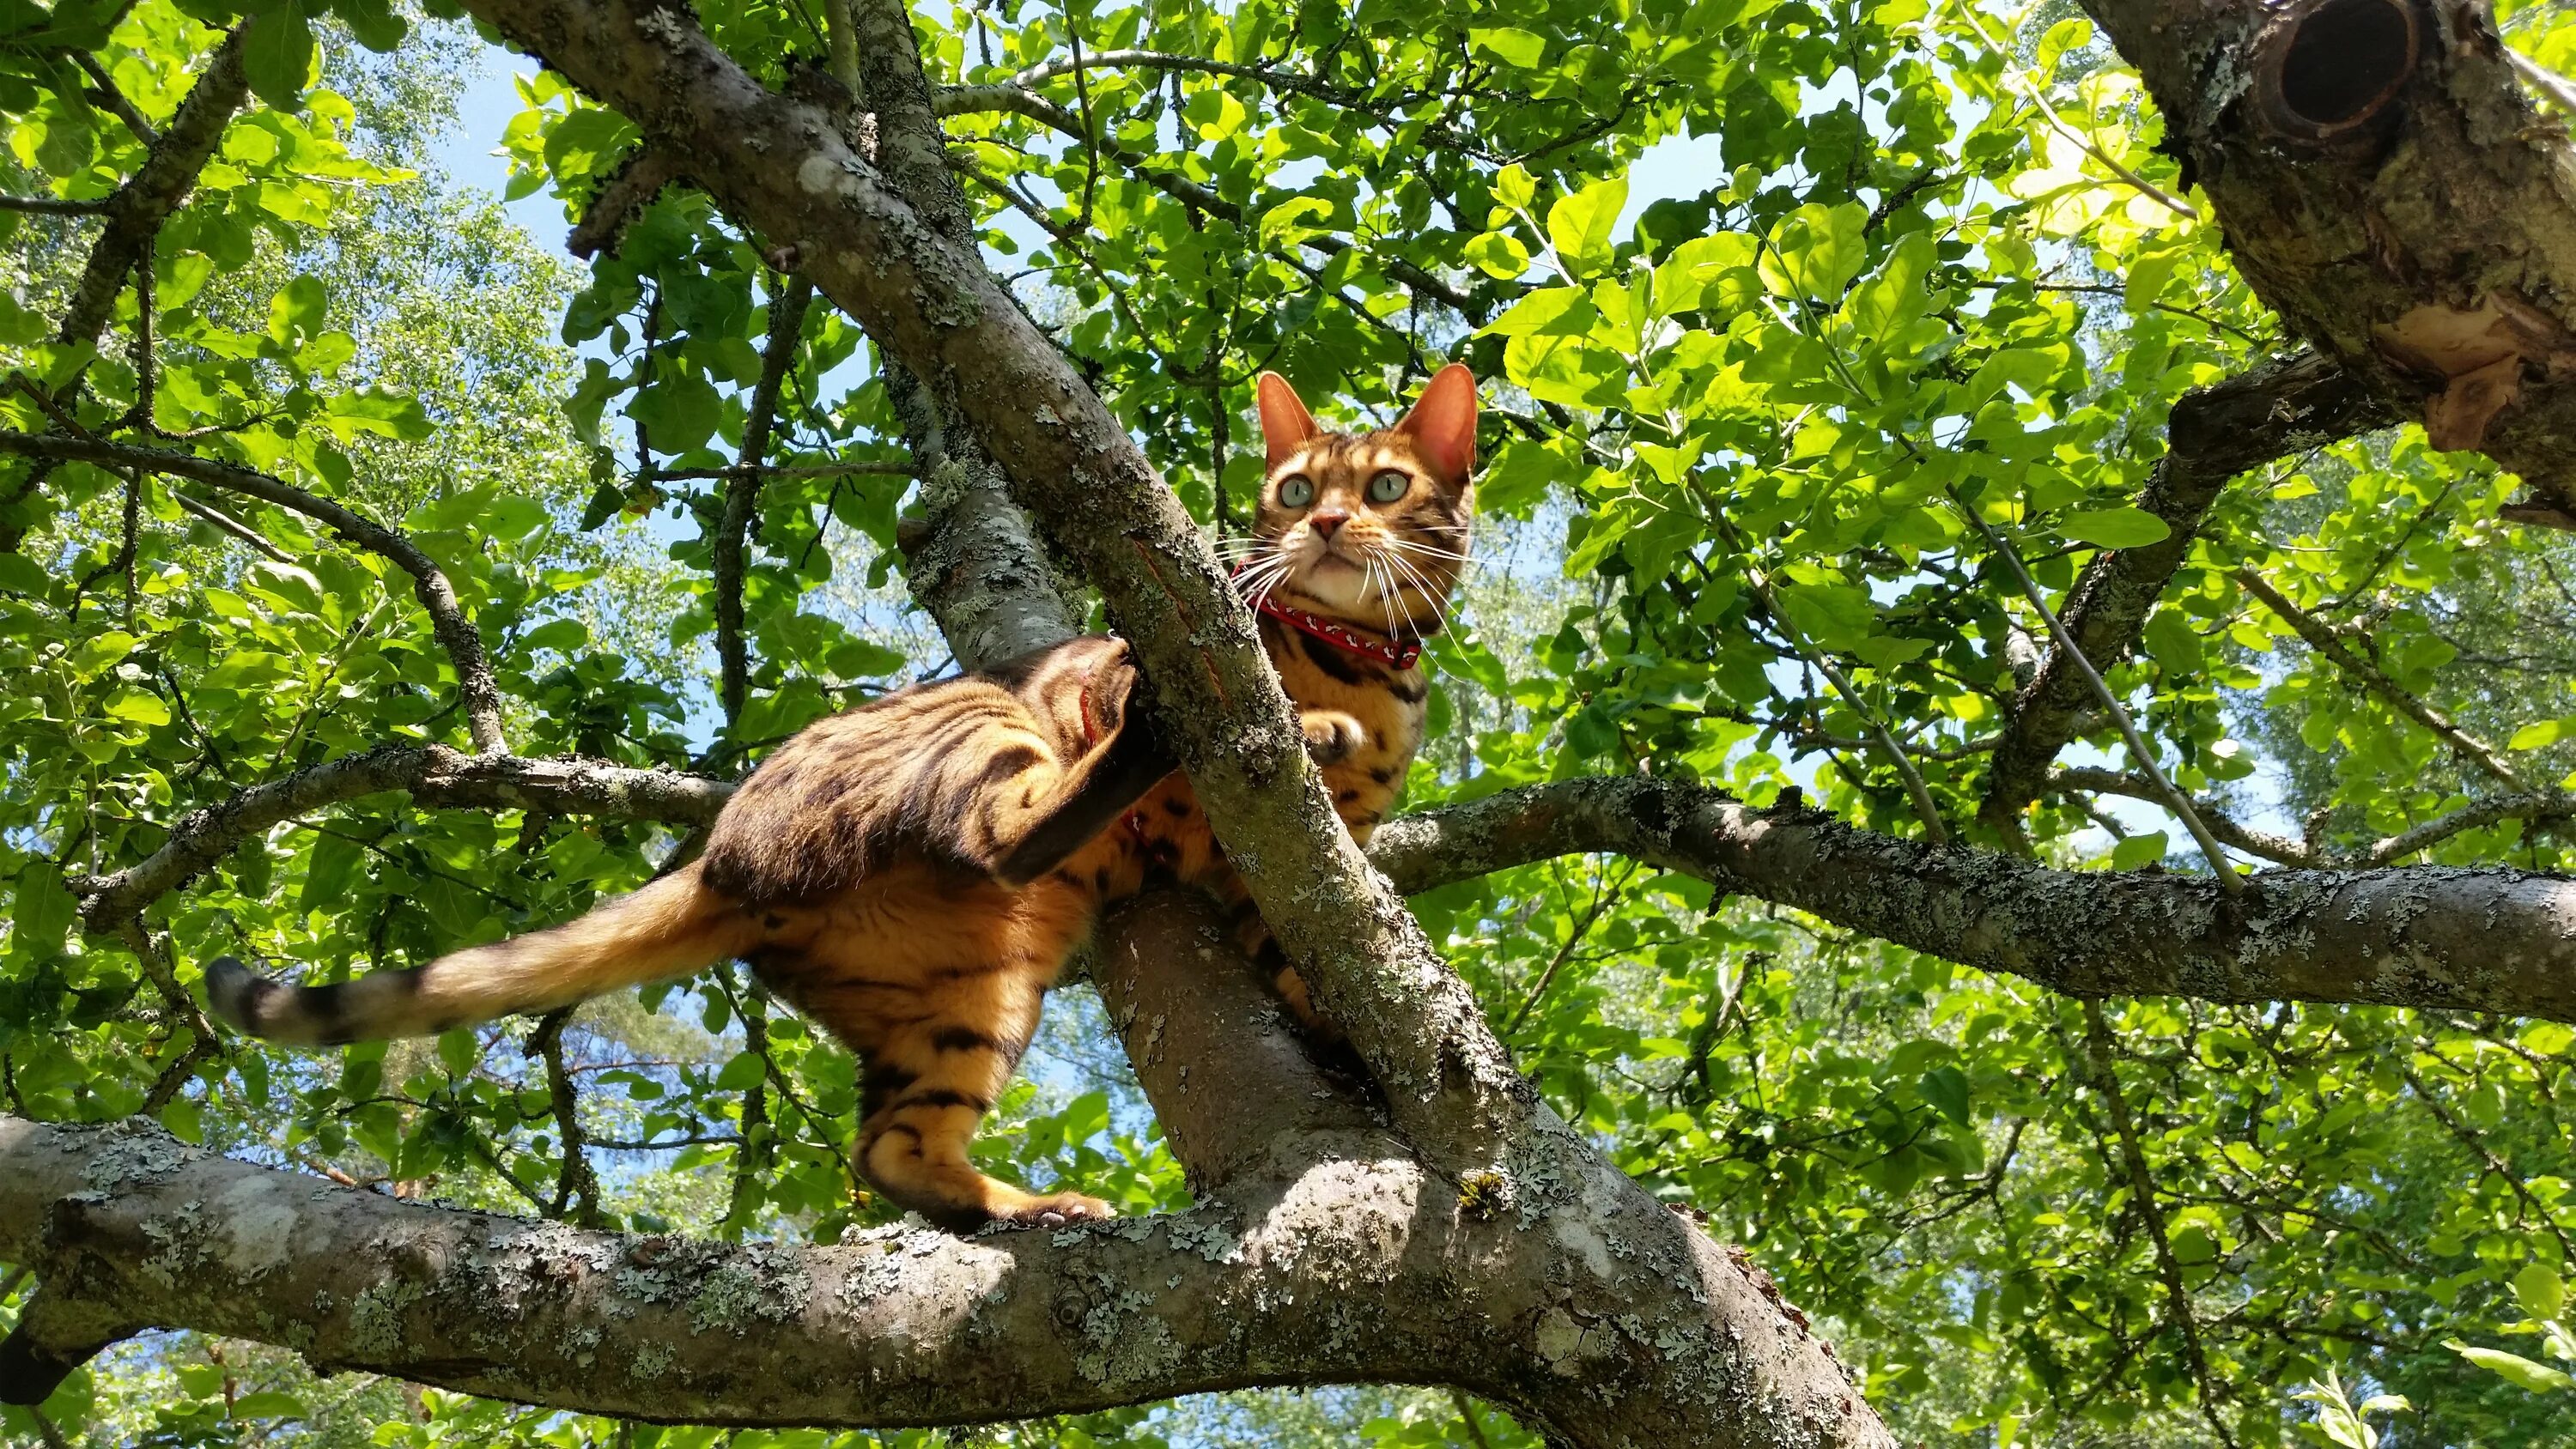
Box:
[1310, 510, 1349, 538]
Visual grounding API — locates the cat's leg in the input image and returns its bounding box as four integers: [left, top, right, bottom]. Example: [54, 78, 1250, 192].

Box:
[763, 876, 1109, 1231]
[1299, 708, 1368, 765]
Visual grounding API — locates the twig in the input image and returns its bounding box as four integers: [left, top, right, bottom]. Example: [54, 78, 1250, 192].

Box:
[1965, 502, 2240, 890]
[65, 744, 731, 928]
[0, 195, 111, 215]
[528, 1009, 605, 1226]
[72, 52, 161, 145]
[170, 488, 292, 562]
[2048, 767, 2316, 867]
[2233, 567, 2524, 791]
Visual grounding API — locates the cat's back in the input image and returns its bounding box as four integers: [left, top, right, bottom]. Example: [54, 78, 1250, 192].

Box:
[700, 634, 1122, 906]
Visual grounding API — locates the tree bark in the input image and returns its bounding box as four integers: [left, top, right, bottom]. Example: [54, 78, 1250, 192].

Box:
[2078, 0, 2576, 523]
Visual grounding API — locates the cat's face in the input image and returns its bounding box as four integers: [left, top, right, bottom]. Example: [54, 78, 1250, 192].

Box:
[1235, 363, 1478, 637]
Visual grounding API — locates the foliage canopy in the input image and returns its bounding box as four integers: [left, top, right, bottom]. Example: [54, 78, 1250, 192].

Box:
[3, 0, 2575, 1444]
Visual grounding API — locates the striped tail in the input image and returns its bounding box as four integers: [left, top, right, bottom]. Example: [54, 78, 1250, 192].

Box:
[204, 862, 756, 1046]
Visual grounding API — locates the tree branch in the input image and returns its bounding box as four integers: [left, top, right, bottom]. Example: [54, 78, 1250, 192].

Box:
[0, 430, 511, 755]
[2075, 0, 2576, 518]
[55, 26, 249, 350]
[2080, 1004, 2238, 1449]
[2233, 567, 2525, 790]
[65, 745, 730, 930]
[0, 1115, 1888, 1447]
[1981, 352, 2392, 826]
[1367, 776, 2576, 1023]
[2047, 767, 2317, 867]
[714, 276, 814, 726]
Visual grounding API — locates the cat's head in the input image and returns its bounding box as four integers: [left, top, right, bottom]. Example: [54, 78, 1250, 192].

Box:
[1236, 363, 1477, 639]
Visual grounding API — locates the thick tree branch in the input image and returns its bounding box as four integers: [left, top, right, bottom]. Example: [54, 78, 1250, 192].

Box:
[0, 430, 511, 754]
[65, 745, 729, 930]
[2233, 567, 2525, 790]
[1981, 352, 2392, 826]
[2075, 0, 2576, 520]
[1369, 776, 2576, 1023]
[0, 1116, 1886, 1447]
[55, 27, 249, 350]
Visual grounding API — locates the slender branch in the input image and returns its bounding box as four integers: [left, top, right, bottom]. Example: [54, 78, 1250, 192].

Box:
[1956, 494, 2240, 889]
[929, 84, 1486, 320]
[71, 52, 161, 146]
[1746, 568, 1950, 846]
[2048, 767, 2317, 867]
[652, 458, 913, 481]
[169, 488, 292, 562]
[2401, 1063, 2576, 1258]
[2368, 790, 2576, 865]
[65, 745, 731, 928]
[2081, 1005, 2239, 1449]
[56, 26, 250, 351]
[714, 276, 814, 726]
[2232, 567, 2526, 790]
[1982, 352, 2392, 824]
[0, 430, 511, 755]
[0, 196, 111, 216]
[527, 1009, 605, 1228]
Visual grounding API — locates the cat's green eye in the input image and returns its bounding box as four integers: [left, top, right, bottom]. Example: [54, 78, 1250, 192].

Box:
[1368, 470, 1411, 503]
[1279, 475, 1315, 507]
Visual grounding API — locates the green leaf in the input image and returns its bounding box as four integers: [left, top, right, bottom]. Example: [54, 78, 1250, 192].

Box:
[331, 0, 407, 50]
[1479, 286, 1595, 338]
[1468, 26, 1546, 69]
[2111, 832, 2170, 870]
[241, 1, 317, 110]
[2445, 1341, 2575, 1392]
[1759, 201, 1868, 299]
[2060, 507, 2172, 549]
[436, 1028, 477, 1076]
[2509, 718, 2565, 750]
[228, 1391, 307, 1419]
[2514, 1263, 2567, 1321]
[715, 1050, 767, 1091]
[13, 861, 78, 954]
[1547, 177, 1629, 274]
[1918, 1065, 1971, 1126]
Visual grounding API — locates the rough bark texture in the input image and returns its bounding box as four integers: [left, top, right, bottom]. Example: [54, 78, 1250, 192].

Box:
[0, 1114, 1886, 1446]
[54, 27, 249, 350]
[2077, 0, 2576, 519]
[1980, 351, 2394, 824]
[1372, 777, 2576, 1022]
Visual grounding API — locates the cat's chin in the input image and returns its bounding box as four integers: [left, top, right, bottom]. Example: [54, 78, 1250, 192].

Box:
[1286, 561, 1378, 617]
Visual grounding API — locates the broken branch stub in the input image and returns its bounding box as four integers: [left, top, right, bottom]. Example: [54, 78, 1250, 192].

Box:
[2252, 0, 2421, 144]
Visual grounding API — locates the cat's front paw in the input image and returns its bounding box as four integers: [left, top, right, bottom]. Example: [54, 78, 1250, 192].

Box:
[1302, 711, 1366, 765]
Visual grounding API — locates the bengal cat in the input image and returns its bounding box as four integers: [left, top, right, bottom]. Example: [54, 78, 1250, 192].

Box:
[206, 362, 1479, 1231]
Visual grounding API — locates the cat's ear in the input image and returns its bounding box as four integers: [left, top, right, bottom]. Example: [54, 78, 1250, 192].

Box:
[1394, 362, 1477, 483]
[1256, 372, 1318, 469]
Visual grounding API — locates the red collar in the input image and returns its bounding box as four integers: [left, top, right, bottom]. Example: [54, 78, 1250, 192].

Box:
[1231, 566, 1423, 670]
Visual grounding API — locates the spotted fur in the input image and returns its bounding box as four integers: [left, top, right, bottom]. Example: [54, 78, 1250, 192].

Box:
[206, 365, 1479, 1233]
